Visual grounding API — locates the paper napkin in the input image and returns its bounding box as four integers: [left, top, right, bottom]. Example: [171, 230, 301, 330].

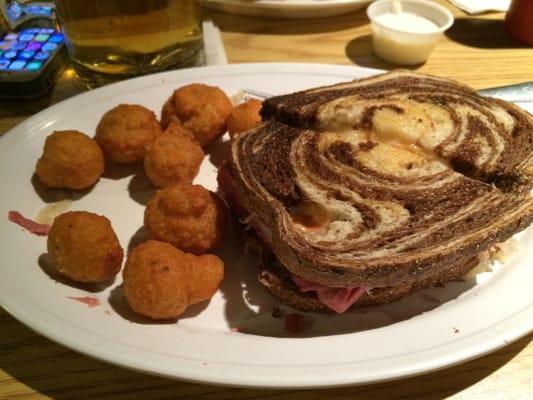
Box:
[448, 0, 511, 14]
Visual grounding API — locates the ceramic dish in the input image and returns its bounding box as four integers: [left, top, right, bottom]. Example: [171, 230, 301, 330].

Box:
[1, 63, 532, 388]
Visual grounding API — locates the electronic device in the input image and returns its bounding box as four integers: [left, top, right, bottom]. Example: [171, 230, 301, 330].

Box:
[0, 2, 66, 99]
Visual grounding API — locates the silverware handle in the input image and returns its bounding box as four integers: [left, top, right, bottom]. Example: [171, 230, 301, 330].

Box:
[244, 81, 533, 103]
[479, 82, 533, 103]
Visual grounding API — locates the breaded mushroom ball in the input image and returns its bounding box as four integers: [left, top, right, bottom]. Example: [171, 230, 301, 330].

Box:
[161, 83, 232, 147]
[47, 211, 124, 283]
[227, 99, 263, 138]
[144, 123, 204, 188]
[123, 240, 224, 319]
[95, 104, 161, 163]
[36, 130, 104, 190]
[144, 184, 227, 255]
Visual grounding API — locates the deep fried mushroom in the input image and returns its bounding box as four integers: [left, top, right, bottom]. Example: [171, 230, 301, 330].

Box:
[47, 211, 123, 283]
[36, 130, 104, 190]
[144, 184, 227, 254]
[95, 104, 161, 163]
[161, 84, 232, 147]
[227, 99, 263, 138]
[123, 240, 224, 319]
[144, 123, 204, 188]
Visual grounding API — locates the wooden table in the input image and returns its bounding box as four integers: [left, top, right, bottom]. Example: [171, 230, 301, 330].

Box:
[1, 1, 532, 398]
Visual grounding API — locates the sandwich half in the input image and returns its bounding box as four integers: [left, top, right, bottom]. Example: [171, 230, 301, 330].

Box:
[219, 70, 533, 313]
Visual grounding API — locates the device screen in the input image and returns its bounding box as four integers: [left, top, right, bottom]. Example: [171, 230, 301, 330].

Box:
[0, 27, 65, 72]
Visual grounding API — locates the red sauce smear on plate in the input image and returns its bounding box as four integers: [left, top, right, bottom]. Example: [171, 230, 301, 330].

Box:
[67, 296, 100, 308]
[284, 313, 313, 334]
[8, 211, 50, 236]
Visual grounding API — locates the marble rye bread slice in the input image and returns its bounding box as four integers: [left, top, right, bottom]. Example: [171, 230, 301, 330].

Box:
[230, 122, 533, 288]
[261, 70, 533, 191]
[227, 70, 533, 309]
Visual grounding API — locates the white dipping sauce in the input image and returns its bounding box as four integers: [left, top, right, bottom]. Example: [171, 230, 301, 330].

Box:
[371, 11, 441, 65]
[374, 12, 438, 33]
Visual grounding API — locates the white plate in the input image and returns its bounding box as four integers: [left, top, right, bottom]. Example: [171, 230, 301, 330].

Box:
[0, 63, 532, 389]
[201, 0, 371, 18]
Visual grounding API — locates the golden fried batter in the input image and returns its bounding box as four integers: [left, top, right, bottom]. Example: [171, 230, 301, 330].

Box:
[123, 240, 224, 319]
[47, 211, 123, 283]
[144, 123, 204, 188]
[36, 130, 104, 190]
[144, 185, 227, 255]
[161, 84, 232, 147]
[95, 104, 161, 163]
[227, 99, 263, 138]
[187, 253, 225, 305]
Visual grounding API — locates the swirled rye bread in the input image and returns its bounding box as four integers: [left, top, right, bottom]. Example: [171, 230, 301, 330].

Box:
[219, 70, 533, 313]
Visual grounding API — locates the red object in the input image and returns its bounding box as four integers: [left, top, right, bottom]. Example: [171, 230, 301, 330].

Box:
[292, 275, 367, 313]
[66, 296, 101, 308]
[284, 313, 312, 334]
[8, 211, 50, 236]
[505, 0, 533, 45]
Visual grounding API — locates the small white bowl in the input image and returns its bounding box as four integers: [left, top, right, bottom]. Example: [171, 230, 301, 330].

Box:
[367, 0, 454, 65]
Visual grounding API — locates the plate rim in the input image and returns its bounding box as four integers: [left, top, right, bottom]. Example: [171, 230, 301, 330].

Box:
[201, 0, 372, 18]
[2, 288, 532, 388]
[203, 0, 369, 7]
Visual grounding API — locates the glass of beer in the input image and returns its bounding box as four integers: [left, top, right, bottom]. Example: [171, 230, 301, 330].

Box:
[54, 0, 203, 87]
